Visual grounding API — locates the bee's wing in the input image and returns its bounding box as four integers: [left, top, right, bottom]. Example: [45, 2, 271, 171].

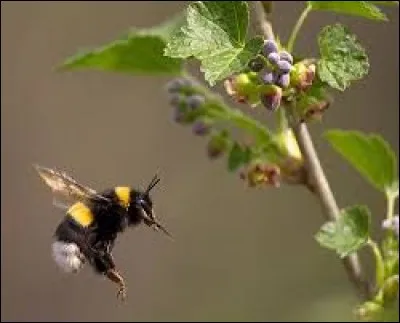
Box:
[34, 164, 110, 210]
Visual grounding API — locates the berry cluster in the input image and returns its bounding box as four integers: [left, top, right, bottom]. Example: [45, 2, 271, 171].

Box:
[224, 38, 320, 114]
[166, 78, 206, 128]
[166, 78, 228, 159]
[224, 39, 296, 111]
[251, 39, 294, 89]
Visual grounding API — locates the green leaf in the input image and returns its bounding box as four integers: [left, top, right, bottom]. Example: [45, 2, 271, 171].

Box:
[369, 1, 399, 6]
[317, 24, 369, 91]
[164, 1, 263, 86]
[227, 142, 252, 172]
[57, 17, 184, 75]
[315, 205, 371, 258]
[325, 130, 398, 194]
[309, 1, 388, 21]
[143, 13, 186, 42]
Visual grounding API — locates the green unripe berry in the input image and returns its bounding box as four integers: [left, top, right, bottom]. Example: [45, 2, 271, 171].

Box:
[354, 301, 384, 322]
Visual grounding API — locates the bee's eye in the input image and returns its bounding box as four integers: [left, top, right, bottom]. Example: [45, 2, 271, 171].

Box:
[136, 197, 145, 206]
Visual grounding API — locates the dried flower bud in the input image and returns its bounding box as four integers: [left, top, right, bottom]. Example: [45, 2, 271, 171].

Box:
[245, 163, 281, 188]
[207, 132, 228, 159]
[260, 85, 282, 111]
[290, 62, 316, 90]
[302, 100, 330, 122]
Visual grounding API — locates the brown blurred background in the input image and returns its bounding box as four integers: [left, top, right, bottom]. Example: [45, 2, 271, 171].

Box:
[1, 1, 398, 322]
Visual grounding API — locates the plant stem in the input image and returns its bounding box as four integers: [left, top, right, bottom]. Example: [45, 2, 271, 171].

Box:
[368, 239, 386, 288]
[251, 1, 275, 40]
[386, 192, 396, 221]
[287, 4, 312, 52]
[383, 192, 397, 252]
[253, 1, 373, 300]
[292, 121, 372, 299]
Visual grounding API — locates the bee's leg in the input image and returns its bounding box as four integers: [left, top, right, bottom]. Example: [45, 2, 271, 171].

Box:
[105, 268, 127, 301]
[84, 239, 126, 302]
[99, 252, 127, 302]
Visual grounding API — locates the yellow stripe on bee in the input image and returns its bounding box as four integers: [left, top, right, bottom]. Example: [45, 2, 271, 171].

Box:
[115, 187, 131, 209]
[68, 202, 94, 227]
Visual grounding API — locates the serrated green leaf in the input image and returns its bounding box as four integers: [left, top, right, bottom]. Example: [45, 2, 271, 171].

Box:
[142, 13, 186, 42]
[325, 130, 398, 194]
[227, 142, 252, 172]
[315, 205, 371, 258]
[317, 24, 369, 91]
[200, 37, 263, 86]
[164, 1, 263, 86]
[309, 1, 388, 21]
[58, 17, 184, 75]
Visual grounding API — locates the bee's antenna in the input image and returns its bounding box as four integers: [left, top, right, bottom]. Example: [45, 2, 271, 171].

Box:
[145, 173, 160, 195]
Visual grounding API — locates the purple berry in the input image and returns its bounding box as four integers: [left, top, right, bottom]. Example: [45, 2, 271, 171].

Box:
[277, 60, 292, 73]
[279, 51, 293, 64]
[267, 52, 280, 65]
[166, 78, 194, 93]
[187, 94, 205, 110]
[166, 78, 184, 93]
[166, 79, 181, 93]
[192, 120, 210, 136]
[262, 40, 278, 57]
[277, 73, 290, 88]
[261, 71, 276, 85]
[248, 57, 264, 72]
[169, 93, 183, 106]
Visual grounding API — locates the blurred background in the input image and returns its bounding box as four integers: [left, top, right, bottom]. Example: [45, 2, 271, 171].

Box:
[1, 1, 398, 321]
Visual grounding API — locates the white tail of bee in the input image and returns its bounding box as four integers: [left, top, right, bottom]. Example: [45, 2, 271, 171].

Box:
[51, 241, 86, 274]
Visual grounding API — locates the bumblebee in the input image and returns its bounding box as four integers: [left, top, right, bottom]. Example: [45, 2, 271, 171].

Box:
[34, 164, 171, 301]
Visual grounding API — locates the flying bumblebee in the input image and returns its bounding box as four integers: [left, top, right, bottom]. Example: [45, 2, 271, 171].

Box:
[34, 164, 171, 302]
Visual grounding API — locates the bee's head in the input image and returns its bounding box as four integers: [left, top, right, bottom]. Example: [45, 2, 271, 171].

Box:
[129, 174, 172, 238]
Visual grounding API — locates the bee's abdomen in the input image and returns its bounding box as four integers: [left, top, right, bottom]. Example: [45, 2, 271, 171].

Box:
[51, 240, 85, 274]
[52, 217, 88, 273]
[54, 216, 87, 248]
[67, 202, 95, 227]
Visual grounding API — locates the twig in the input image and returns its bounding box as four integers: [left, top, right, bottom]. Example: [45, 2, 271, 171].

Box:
[292, 121, 372, 300]
[251, 1, 275, 41]
[253, 1, 373, 300]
